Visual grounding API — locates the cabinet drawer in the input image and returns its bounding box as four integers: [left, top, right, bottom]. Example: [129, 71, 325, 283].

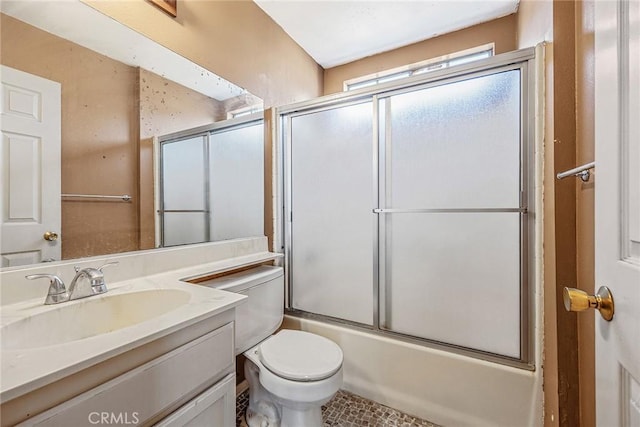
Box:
[19, 323, 234, 426]
[155, 373, 235, 427]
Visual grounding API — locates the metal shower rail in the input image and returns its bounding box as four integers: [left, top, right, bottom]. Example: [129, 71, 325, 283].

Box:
[61, 193, 132, 201]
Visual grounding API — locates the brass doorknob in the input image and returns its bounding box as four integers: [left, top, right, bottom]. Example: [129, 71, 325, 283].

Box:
[43, 231, 59, 241]
[563, 286, 614, 321]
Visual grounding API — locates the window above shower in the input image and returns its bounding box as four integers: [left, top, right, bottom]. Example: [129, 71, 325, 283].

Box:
[343, 43, 494, 91]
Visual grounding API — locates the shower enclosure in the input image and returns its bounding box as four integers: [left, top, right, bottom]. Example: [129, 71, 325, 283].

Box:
[280, 49, 535, 367]
[158, 115, 264, 247]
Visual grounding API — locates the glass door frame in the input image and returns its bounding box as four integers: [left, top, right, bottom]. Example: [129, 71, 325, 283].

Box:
[157, 113, 264, 247]
[278, 48, 536, 369]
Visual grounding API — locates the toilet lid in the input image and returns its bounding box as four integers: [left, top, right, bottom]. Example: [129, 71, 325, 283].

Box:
[259, 330, 343, 382]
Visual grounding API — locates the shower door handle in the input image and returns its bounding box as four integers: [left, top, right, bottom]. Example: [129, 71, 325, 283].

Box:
[372, 208, 527, 213]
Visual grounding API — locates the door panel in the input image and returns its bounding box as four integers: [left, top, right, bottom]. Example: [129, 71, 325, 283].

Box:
[289, 101, 375, 325]
[5, 133, 41, 220]
[209, 122, 264, 241]
[162, 212, 208, 247]
[1, 66, 61, 266]
[385, 71, 521, 209]
[594, 1, 640, 424]
[379, 70, 525, 358]
[159, 135, 208, 246]
[382, 212, 521, 357]
[161, 135, 207, 211]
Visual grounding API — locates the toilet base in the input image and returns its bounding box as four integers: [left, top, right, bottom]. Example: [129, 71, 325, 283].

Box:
[280, 405, 322, 427]
[245, 403, 321, 427]
[245, 400, 279, 427]
[244, 355, 341, 427]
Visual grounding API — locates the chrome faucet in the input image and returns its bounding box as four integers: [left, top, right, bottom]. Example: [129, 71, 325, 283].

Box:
[68, 262, 118, 300]
[26, 261, 118, 305]
[25, 274, 68, 304]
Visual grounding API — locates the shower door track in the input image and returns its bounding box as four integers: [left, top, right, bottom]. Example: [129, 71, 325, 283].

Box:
[284, 308, 531, 370]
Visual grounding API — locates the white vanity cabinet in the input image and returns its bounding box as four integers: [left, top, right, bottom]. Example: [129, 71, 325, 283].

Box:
[155, 373, 235, 427]
[0, 238, 277, 426]
[15, 322, 236, 427]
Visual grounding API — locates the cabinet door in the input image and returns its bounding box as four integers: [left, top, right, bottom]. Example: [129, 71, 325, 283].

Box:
[155, 373, 235, 427]
[17, 324, 234, 426]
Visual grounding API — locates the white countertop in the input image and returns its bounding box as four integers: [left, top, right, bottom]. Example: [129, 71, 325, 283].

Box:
[0, 249, 281, 403]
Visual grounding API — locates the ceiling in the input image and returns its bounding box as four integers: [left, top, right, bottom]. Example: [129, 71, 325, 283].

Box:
[253, 0, 520, 68]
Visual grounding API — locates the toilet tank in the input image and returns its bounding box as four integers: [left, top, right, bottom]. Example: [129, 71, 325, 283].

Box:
[198, 265, 284, 355]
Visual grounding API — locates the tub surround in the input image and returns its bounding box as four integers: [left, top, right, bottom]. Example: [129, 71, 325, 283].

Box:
[283, 315, 543, 427]
[0, 237, 279, 408]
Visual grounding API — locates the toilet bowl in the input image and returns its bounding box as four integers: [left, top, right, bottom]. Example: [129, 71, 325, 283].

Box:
[199, 266, 344, 427]
[244, 330, 343, 427]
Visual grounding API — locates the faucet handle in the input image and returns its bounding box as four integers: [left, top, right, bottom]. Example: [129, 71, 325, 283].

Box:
[86, 261, 118, 294]
[26, 274, 69, 305]
[98, 261, 119, 272]
[73, 261, 118, 274]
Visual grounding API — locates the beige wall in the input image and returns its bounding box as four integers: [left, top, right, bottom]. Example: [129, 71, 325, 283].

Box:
[1, 14, 140, 260]
[139, 69, 227, 140]
[323, 14, 517, 95]
[85, 0, 324, 108]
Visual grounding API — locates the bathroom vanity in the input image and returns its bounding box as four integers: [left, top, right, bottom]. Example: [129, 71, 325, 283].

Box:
[0, 237, 279, 426]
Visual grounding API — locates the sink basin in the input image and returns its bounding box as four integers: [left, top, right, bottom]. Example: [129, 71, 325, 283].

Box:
[1, 289, 191, 350]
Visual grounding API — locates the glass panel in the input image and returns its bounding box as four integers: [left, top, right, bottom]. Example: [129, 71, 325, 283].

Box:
[446, 49, 492, 67]
[290, 102, 374, 325]
[209, 122, 264, 241]
[161, 136, 206, 210]
[382, 213, 521, 358]
[163, 212, 207, 246]
[386, 70, 521, 209]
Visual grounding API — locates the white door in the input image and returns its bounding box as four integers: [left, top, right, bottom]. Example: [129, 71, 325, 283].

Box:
[595, 0, 640, 425]
[1, 66, 61, 266]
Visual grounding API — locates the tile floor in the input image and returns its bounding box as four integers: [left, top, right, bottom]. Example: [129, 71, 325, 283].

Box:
[236, 389, 439, 427]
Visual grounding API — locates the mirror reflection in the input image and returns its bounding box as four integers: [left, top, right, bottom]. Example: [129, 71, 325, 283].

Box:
[158, 116, 264, 247]
[0, 1, 264, 267]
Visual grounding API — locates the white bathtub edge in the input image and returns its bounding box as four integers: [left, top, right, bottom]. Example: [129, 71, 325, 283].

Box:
[283, 315, 543, 427]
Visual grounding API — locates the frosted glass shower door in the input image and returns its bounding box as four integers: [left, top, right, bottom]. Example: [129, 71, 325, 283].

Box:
[289, 101, 375, 325]
[160, 135, 208, 246]
[209, 121, 264, 241]
[379, 70, 525, 358]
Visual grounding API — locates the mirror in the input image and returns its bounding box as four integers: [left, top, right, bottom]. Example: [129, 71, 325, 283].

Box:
[0, 0, 264, 267]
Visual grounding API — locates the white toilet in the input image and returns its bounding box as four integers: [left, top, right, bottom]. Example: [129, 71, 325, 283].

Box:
[200, 266, 343, 427]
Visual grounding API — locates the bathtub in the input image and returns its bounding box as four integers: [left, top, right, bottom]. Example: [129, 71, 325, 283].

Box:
[283, 315, 543, 426]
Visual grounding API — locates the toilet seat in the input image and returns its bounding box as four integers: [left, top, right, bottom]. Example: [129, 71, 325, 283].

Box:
[259, 330, 343, 382]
